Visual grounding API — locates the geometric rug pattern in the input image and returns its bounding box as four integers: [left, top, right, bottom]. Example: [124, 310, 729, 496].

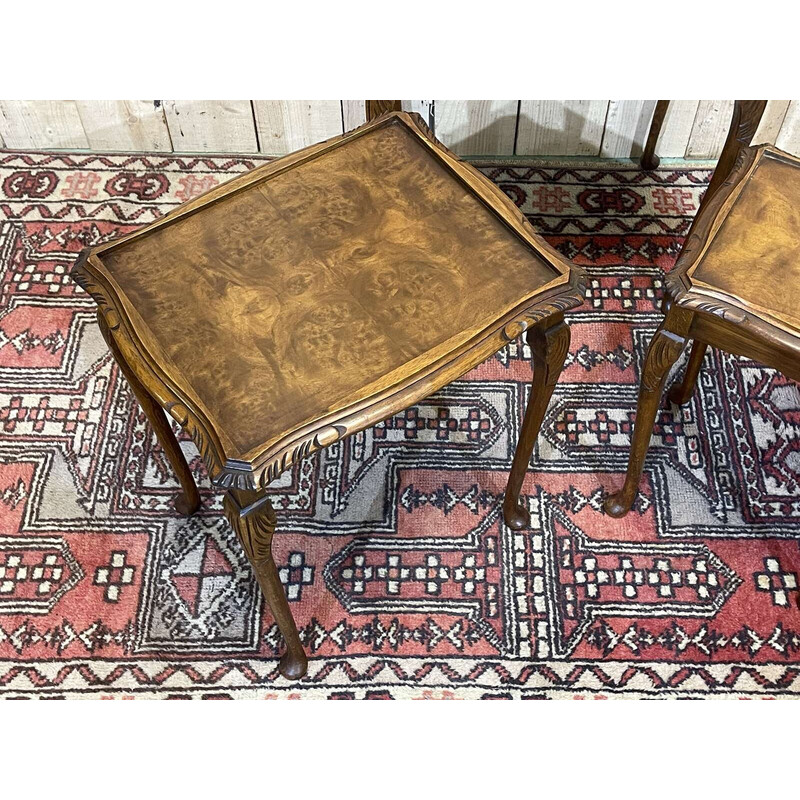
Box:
[1, 150, 799, 698]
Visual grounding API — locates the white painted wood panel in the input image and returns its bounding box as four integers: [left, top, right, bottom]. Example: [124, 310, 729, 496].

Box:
[342, 100, 366, 132]
[3, 99, 799, 158]
[516, 101, 608, 156]
[76, 100, 172, 151]
[434, 100, 518, 156]
[0, 100, 89, 149]
[600, 100, 657, 158]
[163, 100, 258, 153]
[653, 100, 700, 157]
[775, 100, 800, 154]
[752, 100, 790, 146]
[685, 100, 734, 158]
[253, 100, 344, 156]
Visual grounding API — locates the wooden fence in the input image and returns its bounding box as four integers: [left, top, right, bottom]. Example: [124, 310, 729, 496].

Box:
[1, 100, 798, 157]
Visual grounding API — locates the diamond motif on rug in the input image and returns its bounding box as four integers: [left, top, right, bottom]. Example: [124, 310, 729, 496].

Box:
[136, 515, 261, 652]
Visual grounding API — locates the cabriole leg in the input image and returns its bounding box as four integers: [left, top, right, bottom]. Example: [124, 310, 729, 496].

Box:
[503, 316, 571, 530]
[604, 314, 687, 518]
[223, 488, 308, 680]
[97, 311, 201, 516]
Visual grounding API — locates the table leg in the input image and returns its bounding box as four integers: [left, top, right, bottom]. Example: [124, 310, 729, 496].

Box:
[223, 488, 308, 680]
[641, 100, 669, 170]
[97, 312, 201, 516]
[503, 316, 570, 530]
[604, 312, 687, 518]
[669, 341, 708, 405]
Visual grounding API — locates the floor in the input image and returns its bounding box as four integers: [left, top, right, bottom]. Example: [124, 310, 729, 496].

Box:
[1, 150, 799, 698]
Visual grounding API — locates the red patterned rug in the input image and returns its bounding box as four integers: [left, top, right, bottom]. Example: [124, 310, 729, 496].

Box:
[1, 150, 799, 699]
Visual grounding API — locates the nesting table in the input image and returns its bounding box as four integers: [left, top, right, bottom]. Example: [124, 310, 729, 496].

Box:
[72, 111, 585, 678]
[606, 142, 800, 517]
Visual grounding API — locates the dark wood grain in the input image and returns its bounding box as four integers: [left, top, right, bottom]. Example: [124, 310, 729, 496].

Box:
[100, 119, 560, 458]
[366, 100, 401, 120]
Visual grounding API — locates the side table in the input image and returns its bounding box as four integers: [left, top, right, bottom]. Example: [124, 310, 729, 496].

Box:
[73, 111, 585, 678]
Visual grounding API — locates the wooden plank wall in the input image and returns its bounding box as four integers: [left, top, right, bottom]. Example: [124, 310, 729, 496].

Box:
[1, 100, 798, 157]
[0, 101, 367, 157]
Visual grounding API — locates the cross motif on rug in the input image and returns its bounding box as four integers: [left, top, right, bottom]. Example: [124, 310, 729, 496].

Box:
[753, 558, 799, 607]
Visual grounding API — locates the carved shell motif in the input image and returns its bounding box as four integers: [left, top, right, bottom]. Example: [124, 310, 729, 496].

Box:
[501, 270, 587, 343]
[690, 301, 747, 325]
[223, 494, 276, 564]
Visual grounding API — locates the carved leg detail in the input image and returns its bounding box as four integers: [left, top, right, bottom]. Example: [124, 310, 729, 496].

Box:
[668, 341, 708, 405]
[503, 318, 571, 530]
[604, 320, 686, 518]
[223, 489, 307, 680]
[97, 312, 201, 516]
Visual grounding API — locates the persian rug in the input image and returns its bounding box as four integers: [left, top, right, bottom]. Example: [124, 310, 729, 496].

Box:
[1, 149, 799, 699]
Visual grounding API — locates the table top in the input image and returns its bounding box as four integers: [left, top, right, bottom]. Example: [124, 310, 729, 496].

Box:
[688, 146, 800, 334]
[73, 112, 583, 489]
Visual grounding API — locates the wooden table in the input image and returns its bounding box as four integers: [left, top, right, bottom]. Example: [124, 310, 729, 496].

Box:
[72, 111, 585, 678]
[606, 139, 800, 517]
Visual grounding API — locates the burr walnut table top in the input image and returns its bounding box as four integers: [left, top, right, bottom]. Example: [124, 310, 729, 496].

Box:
[72, 111, 583, 490]
[687, 147, 800, 333]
